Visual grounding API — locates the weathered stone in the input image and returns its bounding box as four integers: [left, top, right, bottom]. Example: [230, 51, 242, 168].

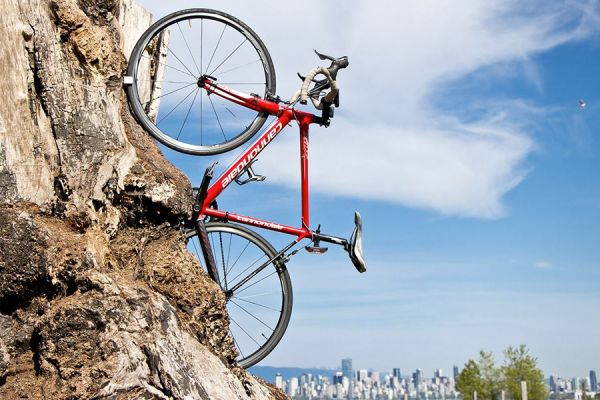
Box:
[0, 0, 283, 398]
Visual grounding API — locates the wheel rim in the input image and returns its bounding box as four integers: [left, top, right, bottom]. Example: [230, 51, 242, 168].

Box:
[128, 10, 275, 154]
[186, 224, 291, 367]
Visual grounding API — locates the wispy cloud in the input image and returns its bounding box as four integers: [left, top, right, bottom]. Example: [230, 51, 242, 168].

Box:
[138, 0, 600, 218]
[534, 261, 551, 268]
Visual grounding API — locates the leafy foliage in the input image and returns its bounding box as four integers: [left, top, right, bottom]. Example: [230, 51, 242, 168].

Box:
[457, 359, 483, 400]
[502, 345, 547, 400]
[457, 345, 547, 400]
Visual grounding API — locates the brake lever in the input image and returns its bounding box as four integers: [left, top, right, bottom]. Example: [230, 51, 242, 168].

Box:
[314, 49, 336, 62]
[314, 50, 349, 80]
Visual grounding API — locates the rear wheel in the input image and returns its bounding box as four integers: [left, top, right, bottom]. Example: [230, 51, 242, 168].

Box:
[185, 222, 292, 368]
[126, 9, 276, 155]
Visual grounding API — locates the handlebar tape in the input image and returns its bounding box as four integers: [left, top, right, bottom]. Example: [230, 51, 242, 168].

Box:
[290, 67, 338, 108]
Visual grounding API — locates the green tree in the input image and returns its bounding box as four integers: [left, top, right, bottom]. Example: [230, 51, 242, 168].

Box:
[457, 359, 483, 400]
[478, 351, 502, 400]
[501, 345, 547, 400]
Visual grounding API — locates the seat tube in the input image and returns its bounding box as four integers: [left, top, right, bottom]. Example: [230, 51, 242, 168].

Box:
[300, 116, 311, 231]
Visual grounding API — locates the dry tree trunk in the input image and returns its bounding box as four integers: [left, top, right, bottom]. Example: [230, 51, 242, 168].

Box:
[0, 0, 282, 398]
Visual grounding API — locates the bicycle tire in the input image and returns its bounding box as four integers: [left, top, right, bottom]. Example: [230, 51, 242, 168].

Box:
[185, 222, 292, 368]
[126, 9, 276, 155]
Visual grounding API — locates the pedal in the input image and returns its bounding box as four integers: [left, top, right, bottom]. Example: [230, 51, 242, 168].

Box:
[347, 211, 366, 273]
[305, 245, 328, 254]
[305, 224, 328, 254]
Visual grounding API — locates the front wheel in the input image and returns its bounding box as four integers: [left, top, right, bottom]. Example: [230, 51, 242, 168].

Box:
[126, 9, 276, 155]
[185, 222, 292, 368]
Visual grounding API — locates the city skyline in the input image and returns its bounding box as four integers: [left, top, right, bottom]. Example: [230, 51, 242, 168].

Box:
[252, 358, 600, 391]
[258, 360, 599, 399]
[137, 0, 600, 375]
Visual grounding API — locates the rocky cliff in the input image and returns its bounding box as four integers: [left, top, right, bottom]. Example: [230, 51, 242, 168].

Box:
[0, 0, 284, 398]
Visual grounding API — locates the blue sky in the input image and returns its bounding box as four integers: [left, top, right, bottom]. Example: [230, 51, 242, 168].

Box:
[134, 0, 600, 378]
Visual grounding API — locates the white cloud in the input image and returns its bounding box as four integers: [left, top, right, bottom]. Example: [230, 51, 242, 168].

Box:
[136, 0, 600, 218]
[534, 261, 551, 268]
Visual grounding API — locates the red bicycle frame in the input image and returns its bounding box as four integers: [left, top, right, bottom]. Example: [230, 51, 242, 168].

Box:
[198, 79, 318, 242]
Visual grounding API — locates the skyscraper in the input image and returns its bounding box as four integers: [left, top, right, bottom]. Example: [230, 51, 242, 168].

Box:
[358, 369, 368, 382]
[549, 375, 557, 392]
[333, 371, 343, 385]
[453, 366, 459, 381]
[342, 358, 353, 380]
[289, 377, 298, 397]
[370, 370, 380, 384]
[393, 368, 402, 380]
[591, 370, 598, 392]
[413, 369, 422, 386]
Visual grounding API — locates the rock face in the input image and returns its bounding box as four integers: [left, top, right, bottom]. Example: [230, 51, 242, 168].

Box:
[0, 0, 283, 398]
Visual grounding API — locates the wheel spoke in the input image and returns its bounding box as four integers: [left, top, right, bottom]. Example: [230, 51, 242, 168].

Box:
[230, 327, 245, 358]
[234, 297, 281, 312]
[230, 316, 261, 347]
[176, 88, 200, 140]
[165, 43, 197, 78]
[228, 252, 267, 285]
[230, 299, 274, 332]
[226, 240, 251, 277]
[136, 79, 196, 84]
[141, 54, 196, 78]
[156, 86, 198, 125]
[225, 233, 232, 285]
[177, 22, 201, 75]
[190, 236, 203, 264]
[142, 82, 196, 107]
[216, 59, 261, 77]
[225, 107, 236, 117]
[234, 269, 278, 296]
[208, 94, 227, 141]
[205, 23, 227, 75]
[236, 291, 280, 300]
[210, 38, 248, 76]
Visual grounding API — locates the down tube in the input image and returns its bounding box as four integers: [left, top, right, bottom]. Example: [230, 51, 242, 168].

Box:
[202, 111, 294, 210]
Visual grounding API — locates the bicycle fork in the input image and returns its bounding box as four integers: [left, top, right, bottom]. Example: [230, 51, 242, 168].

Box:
[193, 163, 220, 283]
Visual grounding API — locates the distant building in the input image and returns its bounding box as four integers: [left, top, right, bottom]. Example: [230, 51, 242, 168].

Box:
[342, 358, 353, 380]
[289, 377, 298, 397]
[435, 369, 443, 379]
[550, 375, 557, 392]
[333, 371, 344, 385]
[453, 366, 459, 382]
[413, 369, 422, 386]
[370, 370, 380, 384]
[358, 369, 368, 382]
[591, 370, 598, 392]
[572, 377, 580, 392]
[393, 368, 402, 380]
[275, 373, 283, 390]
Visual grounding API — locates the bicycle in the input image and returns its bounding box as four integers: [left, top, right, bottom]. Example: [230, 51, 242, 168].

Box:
[124, 8, 366, 369]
